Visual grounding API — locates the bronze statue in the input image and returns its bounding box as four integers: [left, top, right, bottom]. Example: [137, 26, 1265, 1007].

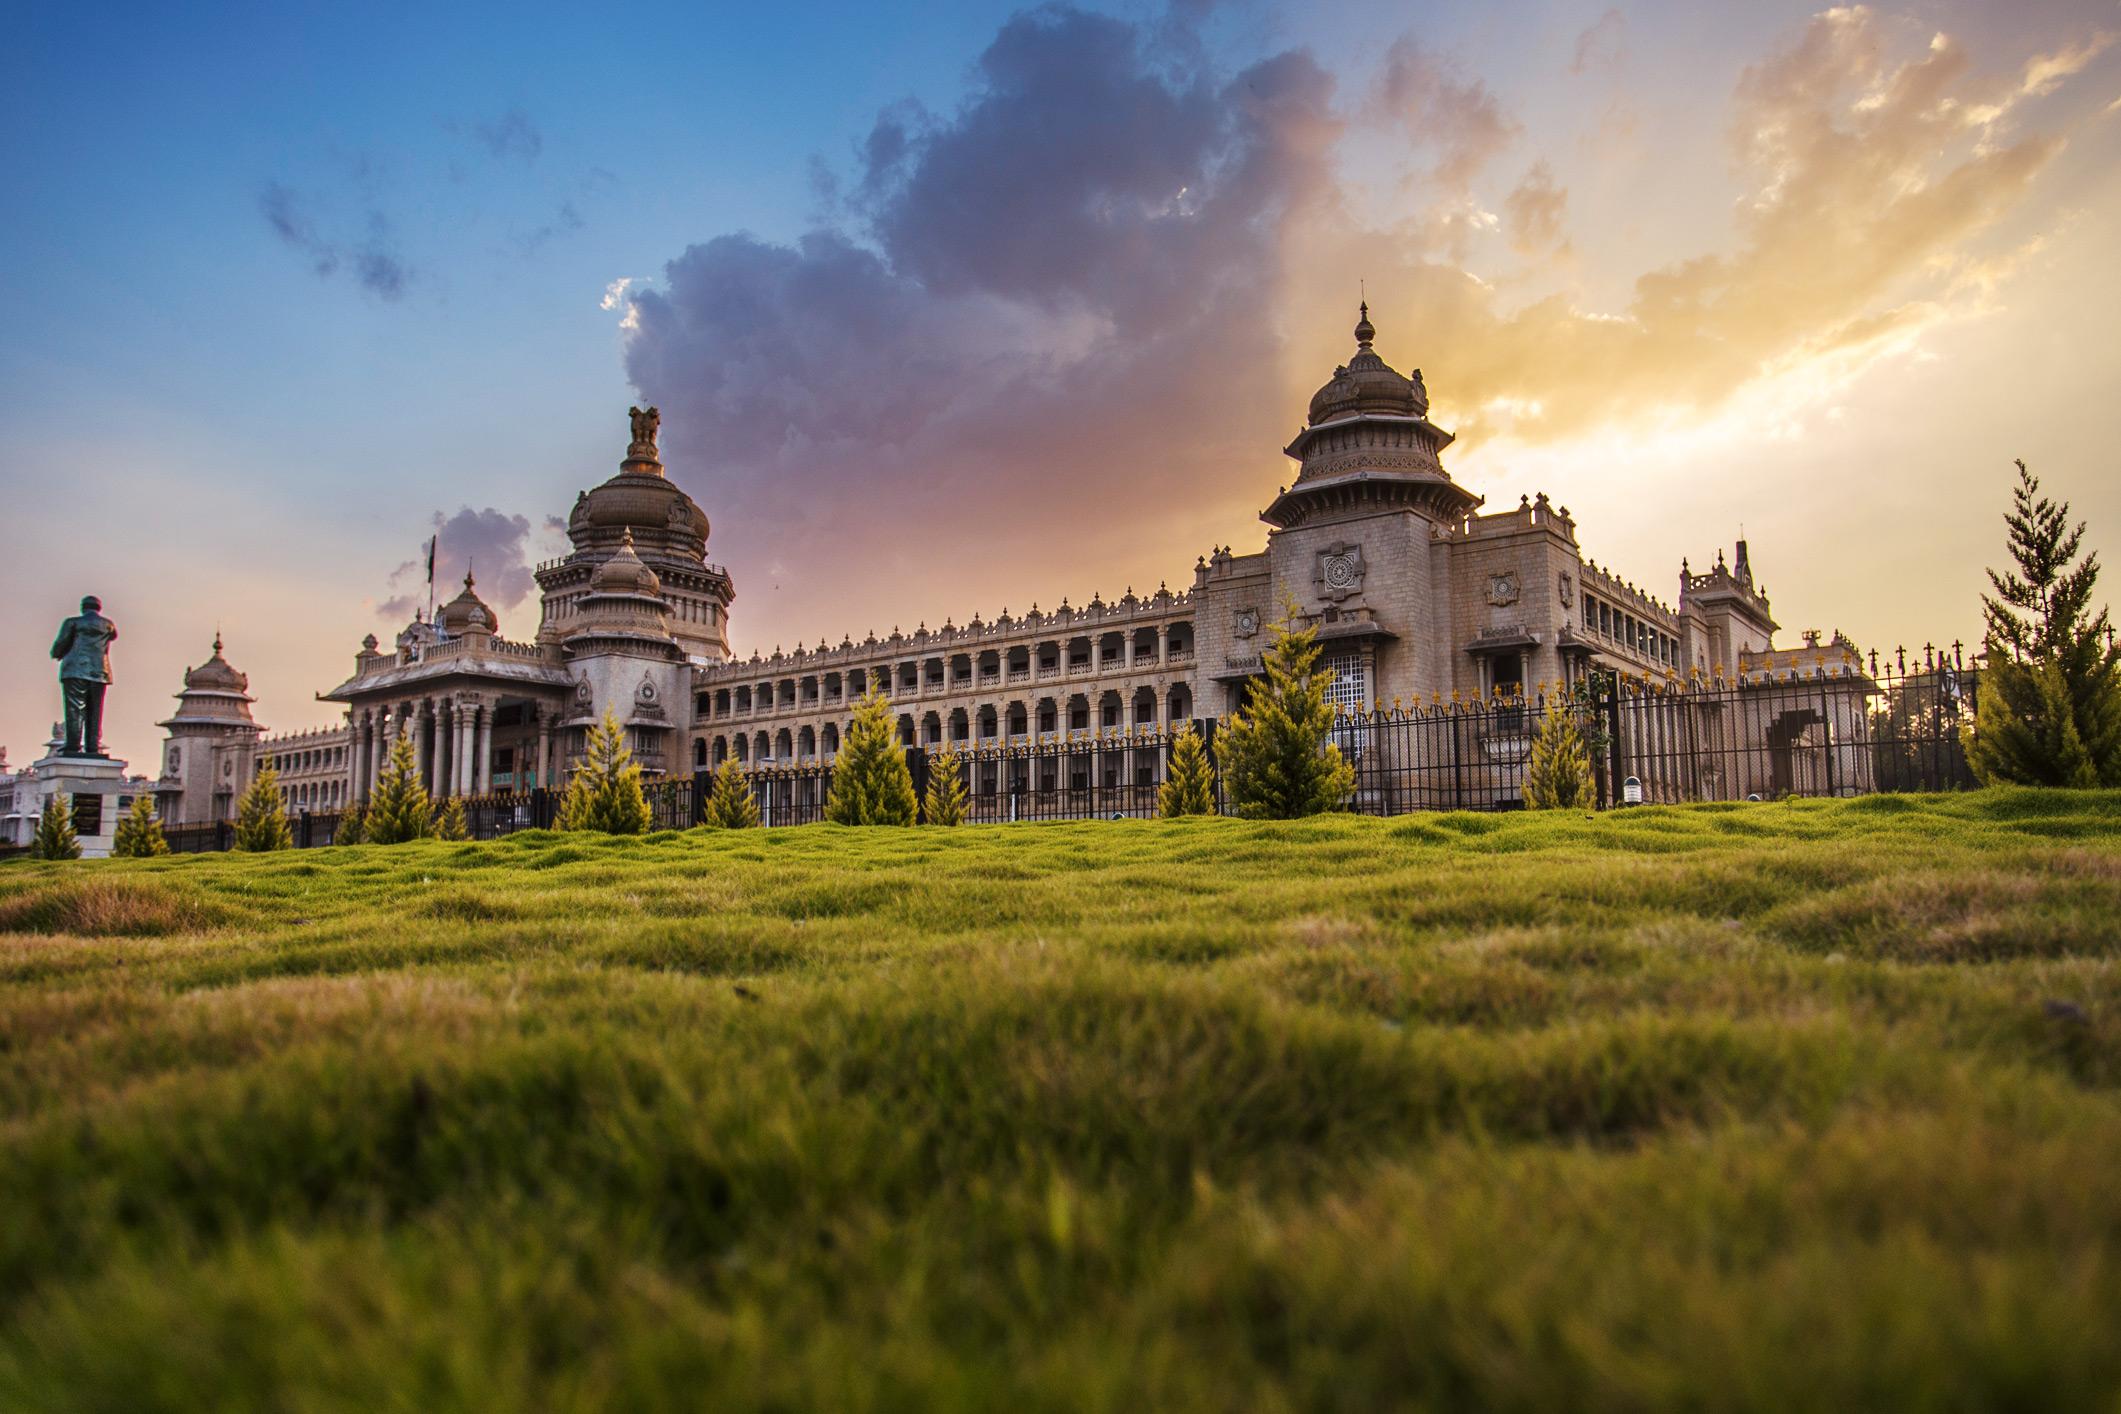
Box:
[50, 595, 116, 757]
[628, 404, 660, 452]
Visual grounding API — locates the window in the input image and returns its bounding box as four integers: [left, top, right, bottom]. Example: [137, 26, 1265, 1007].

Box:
[1322, 652, 1369, 715]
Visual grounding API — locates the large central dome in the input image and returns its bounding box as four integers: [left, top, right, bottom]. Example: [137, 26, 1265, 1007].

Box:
[566, 405, 711, 563]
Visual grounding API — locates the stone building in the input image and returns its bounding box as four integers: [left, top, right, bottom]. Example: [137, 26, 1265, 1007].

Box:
[156, 304, 1863, 822]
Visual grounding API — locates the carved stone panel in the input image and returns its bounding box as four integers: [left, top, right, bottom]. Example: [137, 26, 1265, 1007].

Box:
[1486, 570, 1521, 607]
[1316, 542, 1367, 603]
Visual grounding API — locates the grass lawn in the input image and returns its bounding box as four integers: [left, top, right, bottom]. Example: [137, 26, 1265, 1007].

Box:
[2, 790, 2120, 1410]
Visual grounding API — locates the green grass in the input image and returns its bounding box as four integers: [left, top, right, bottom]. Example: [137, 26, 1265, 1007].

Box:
[2, 790, 2119, 1411]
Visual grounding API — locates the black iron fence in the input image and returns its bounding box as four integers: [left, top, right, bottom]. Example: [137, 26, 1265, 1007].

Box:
[156, 650, 1986, 850]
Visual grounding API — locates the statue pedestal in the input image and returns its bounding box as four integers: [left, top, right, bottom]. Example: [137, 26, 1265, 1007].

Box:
[28, 753, 133, 858]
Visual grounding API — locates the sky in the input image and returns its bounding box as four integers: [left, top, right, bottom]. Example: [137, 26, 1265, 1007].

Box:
[3, 0, 2118, 769]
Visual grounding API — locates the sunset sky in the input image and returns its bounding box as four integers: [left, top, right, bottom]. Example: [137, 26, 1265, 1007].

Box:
[3, 0, 2118, 769]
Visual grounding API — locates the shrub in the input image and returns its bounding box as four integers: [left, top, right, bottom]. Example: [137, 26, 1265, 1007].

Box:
[557, 709, 651, 835]
[335, 801, 366, 846]
[1219, 603, 1354, 819]
[1524, 695, 1595, 810]
[233, 764, 293, 852]
[365, 733, 432, 845]
[924, 748, 968, 826]
[1967, 459, 2121, 786]
[825, 690, 918, 826]
[433, 795, 470, 842]
[701, 754, 760, 829]
[1158, 724, 1216, 817]
[111, 794, 169, 858]
[29, 792, 80, 860]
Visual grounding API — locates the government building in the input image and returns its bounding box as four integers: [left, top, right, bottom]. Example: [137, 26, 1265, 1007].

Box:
[155, 306, 1866, 824]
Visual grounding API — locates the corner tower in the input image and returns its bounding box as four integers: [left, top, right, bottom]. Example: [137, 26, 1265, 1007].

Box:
[1235, 306, 1486, 708]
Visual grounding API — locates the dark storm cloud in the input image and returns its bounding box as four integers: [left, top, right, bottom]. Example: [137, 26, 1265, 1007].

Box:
[378, 507, 549, 625]
[623, 4, 1339, 616]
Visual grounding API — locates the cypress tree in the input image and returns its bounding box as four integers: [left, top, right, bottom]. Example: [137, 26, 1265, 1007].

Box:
[1524, 693, 1595, 809]
[1157, 723, 1217, 817]
[1219, 605, 1355, 819]
[556, 709, 652, 834]
[30, 793, 81, 861]
[701, 753, 761, 829]
[923, 747, 968, 826]
[432, 795, 470, 841]
[1966, 461, 2121, 787]
[335, 800, 367, 846]
[365, 732, 433, 844]
[112, 793, 170, 858]
[825, 689, 918, 826]
[233, 763, 293, 851]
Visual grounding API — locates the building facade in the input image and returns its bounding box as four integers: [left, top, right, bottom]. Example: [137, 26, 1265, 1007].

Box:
[157, 306, 1862, 822]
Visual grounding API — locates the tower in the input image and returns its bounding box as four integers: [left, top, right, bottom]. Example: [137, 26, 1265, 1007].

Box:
[154, 634, 262, 825]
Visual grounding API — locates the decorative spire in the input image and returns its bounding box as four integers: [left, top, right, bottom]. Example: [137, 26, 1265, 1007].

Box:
[1354, 300, 1375, 349]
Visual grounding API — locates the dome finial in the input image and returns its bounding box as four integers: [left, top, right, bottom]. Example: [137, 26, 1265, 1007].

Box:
[1354, 300, 1375, 349]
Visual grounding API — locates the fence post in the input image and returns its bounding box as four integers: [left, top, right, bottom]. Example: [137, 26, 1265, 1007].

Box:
[1604, 676, 1624, 810]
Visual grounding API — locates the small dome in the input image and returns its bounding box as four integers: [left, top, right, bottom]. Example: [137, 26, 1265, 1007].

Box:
[438, 572, 498, 637]
[1305, 303, 1428, 426]
[589, 529, 663, 598]
[163, 633, 258, 730]
[182, 633, 249, 694]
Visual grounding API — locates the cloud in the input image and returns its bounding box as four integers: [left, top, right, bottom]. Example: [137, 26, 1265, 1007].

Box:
[1571, 9, 1626, 75]
[474, 109, 543, 161]
[619, 2, 2098, 647]
[1289, 4, 2080, 444]
[259, 182, 337, 277]
[377, 507, 553, 626]
[1368, 38, 1520, 195]
[624, 4, 1339, 633]
[257, 183, 412, 300]
[1503, 160, 1568, 256]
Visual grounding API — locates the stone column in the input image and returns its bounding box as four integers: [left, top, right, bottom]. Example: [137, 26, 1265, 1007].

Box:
[351, 714, 369, 803]
[456, 704, 476, 797]
[413, 702, 431, 793]
[434, 701, 453, 798]
[476, 707, 494, 795]
[534, 711, 552, 791]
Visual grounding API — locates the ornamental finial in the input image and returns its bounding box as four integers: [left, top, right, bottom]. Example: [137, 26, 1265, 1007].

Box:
[1354, 301, 1375, 349]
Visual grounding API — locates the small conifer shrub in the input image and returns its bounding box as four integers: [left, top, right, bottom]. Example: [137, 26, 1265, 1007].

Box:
[1220, 604, 1355, 819]
[1966, 460, 2121, 787]
[825, 690, 918, 826]
[924, 748, 968, 826]
[433, 795, 470, 841]
[365, 734, 433, 845]
[1158, 723, 1217, 817]
[112, 794, 170, 858]
[1524, 694, 1595, 810]
[233, 764, 293, 852]
[334, 801, 366, 846]
[557, 709, 652, 834]
[701, 753, 761, 829]
[30, 792, 81, 860]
